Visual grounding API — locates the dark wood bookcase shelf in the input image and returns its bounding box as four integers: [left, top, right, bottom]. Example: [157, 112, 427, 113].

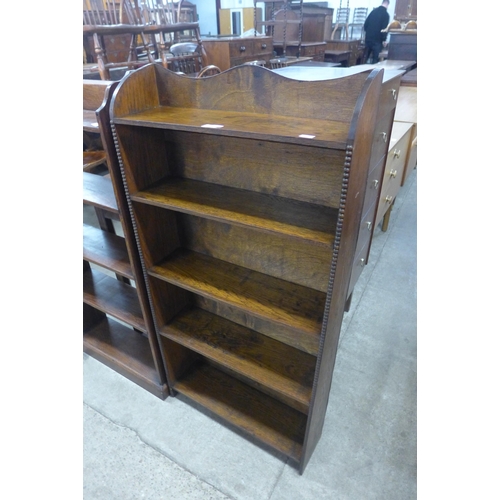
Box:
[83, 223, 134, 279]
[110, 63, 394, 472]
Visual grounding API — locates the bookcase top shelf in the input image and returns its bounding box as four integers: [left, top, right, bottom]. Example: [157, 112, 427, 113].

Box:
[110, 63, 381, 149]
[113, 106, 351, 149]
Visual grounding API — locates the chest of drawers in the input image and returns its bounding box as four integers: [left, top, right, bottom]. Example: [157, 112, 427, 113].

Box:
[374, 121, 414, 229]
[202, 36, 273, 71]
[346, 70, 403, 304]
[394, 86, 417, 186]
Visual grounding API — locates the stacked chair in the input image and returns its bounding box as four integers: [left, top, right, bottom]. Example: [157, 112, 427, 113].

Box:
[83, 0, 215, 80]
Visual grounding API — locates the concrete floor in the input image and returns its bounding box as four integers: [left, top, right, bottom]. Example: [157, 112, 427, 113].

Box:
[83, 169, 417, 500]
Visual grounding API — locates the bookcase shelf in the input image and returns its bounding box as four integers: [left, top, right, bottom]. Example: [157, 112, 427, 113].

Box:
[83, 268, 146, 333]
[113, 107, 350, 148]
[172, 360, 307, 462]
[84, 315, 162, 394]
[131, 178, 338, 247]
[110, 63, 390, 472]
[149, 249, 325, 338]
[83, 223, 134, 279]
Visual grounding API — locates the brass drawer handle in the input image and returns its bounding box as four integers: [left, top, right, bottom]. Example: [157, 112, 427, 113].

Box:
[240, 46, 246, 52]
[261, 43, 267, 49]
[360, 257, 365, 267]
[371, 179, 379, 189]
[393, 149, 401, 159]
[365, 221, 372, 230]
[385, 195, 393, 203]
[389, 169, 398, 178]
[390, 88, 397, 100]
[380, 132, 387, 143]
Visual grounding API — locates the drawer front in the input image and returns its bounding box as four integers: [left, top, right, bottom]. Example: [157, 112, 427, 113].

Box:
[353, 202, 377, 265]
[364, 155, 386, 215]
[350, 151, 386, 269]
[348, 240, 370, 299]
[385, 122, 412, 185]
[385, 137, 410, 180]
[369, 113, 394, 171]
[255, 39, 271, 53]
[375, 189, 394, 228]
[228, 37, 273, 59]
[229, 40, 253, 57]
[375, 170, 402, 228]
[379, 78, 401, 118]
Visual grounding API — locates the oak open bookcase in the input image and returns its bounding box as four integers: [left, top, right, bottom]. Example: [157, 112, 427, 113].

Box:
[83, 79, 168, 399]
[110, 63, 384, 472]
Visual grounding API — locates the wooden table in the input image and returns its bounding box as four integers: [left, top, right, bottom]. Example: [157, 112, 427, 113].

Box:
[272, 65, 404, 82]
[292, 60, 341, 68]
[367, 60, 416, 72]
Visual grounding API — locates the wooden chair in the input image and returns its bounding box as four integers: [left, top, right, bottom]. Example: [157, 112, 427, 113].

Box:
[83, 0, 152, 80]
[168, 42, 205, 75]
[167, 44, 221, 77]
[269, 57, 287, 69]
[83, 0, 206, 79]
[83, 78, 109, 172]
[350, 7, 368, 40]
[331, 7, 350, 40]
[197, 65, 222, 78]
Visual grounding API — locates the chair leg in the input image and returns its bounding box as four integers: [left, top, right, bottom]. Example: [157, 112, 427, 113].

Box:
[93, 33, 111, 80]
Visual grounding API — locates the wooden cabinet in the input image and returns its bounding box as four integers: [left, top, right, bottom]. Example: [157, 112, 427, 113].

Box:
[110, 63, 386, 473]
[374, 121, 413, 230]
[83, 80, 168, 399]
[263, 2, 333, 41]
[369, 83, 417, 232]
[296, 5, 334, 41]
[202, 36, 273, 71]
[394, 85, 417, 186]
[346, 69, 402, 300]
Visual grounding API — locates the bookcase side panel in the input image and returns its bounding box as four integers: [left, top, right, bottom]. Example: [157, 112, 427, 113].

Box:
[300, 69, 385, 472]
